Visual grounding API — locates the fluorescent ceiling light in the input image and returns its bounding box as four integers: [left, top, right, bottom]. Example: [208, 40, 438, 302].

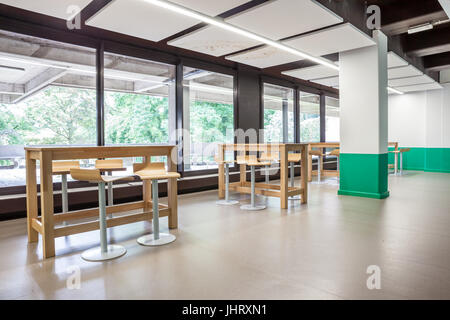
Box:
[142, 0, 339, 71]
[387, 87, 404, 95]
[408, 23, 433, 34]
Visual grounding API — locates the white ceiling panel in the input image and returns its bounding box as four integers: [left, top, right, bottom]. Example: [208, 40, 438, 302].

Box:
[227, 0, 343, 40]
[311, 76, 339, 87]
[168, 26, 261, 57]
[0, 0, 92, 19]
[388, 65, 423, 79]
[282, 64, 339, 80]
[283, 23, 375, 57]
[225, 45, 299, 68]
[86, 0, 249, 42]
[396, 82, 443, 93]
[389, 75, 434, 87]
[388, 51, 408, 68]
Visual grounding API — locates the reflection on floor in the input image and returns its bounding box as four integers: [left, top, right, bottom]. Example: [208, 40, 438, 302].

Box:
[0, 172, 449, 299]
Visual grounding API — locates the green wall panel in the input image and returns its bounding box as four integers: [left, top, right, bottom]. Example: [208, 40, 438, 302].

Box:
[338, 153, 389, 199]
[388, 147, 450, 172]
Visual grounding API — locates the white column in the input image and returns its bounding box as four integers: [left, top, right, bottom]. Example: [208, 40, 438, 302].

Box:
[338, 30, 390, 199]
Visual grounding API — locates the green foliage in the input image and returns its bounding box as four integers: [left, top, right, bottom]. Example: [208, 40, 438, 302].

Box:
[189, 100, 234, 143]
[264, 109, 283, 142]
[25, 86, 96, 145]
[0, 104, 30, 145]
[105, 92, 169, 144]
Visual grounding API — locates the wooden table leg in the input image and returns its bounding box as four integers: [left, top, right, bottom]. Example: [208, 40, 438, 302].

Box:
[26, 153, 38, 243]
[240, 163, 246, 186]
[40, 151, 55, 259]
[301, 146, 308, 204]
[280, 145, 288, 209]
[167, 153, 178, 229]
[168, 177, 178, 229]
[308, 145, 312, 182]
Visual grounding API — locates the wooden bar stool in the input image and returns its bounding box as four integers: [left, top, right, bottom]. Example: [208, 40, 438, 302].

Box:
[53, 161, 80, 225]
[95, 159, 127, 218]
[70, 168, 133, 262]
[309, 149, 323, 182]
[259, 152, 279, 184]
[328, 148, 340, 175]
[215, 156, 239, 206]
[237, 155, 271, 211]
[133, 162, 180, 246]
[288, 153, 301, 199]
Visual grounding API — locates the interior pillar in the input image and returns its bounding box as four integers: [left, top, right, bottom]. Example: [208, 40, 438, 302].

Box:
[338, 30, 389, 199]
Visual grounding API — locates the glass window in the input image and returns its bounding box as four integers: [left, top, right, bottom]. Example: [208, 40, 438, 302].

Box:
[325, 96, 340, 142]
[263, 83, 294, 143]
[103, 52, 176, 172]
[183, 67, 234, 171]
[0, 30, 96, 187]
[299, 92, 320, 143]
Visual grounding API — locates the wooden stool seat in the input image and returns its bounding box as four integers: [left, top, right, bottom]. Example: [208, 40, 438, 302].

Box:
[309, 149, 323, 156]
[259, 152, 280, 162]
[133, 162, 180, 180]
[70, 168, 133, 183]
[133, 162, 178, 247]
[328, 149, 340, 157]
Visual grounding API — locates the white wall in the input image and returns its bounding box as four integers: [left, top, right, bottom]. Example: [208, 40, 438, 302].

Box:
[388, 83, 450, 148]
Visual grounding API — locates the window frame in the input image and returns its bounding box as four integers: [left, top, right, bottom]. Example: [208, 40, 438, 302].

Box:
[177, 59, 238, 178]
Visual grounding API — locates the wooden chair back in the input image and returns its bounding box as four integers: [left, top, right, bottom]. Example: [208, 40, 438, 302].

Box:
[237, 154, 257, 164]
[52, 161, 80, 173]
[70, 168, 103, 183]
[133, 162, 166, 173]
[95, 159, 124, 169]
[259, 152, 279, 162]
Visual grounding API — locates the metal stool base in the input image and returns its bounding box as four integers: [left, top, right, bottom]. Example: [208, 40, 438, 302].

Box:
[240, 204, 266, 211]
[81, 245, 127, 262]
[216, 199, 239, 206]
[137, 233, 176, 246]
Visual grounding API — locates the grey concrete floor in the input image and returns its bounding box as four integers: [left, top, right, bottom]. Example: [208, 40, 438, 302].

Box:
[0, 171, 449, 299]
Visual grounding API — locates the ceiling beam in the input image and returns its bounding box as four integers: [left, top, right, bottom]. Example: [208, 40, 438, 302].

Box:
[403, 25, 450, 57]
[423, 51, 450, 71]
[371, 0, 448, 36]
[0, 81, 24, 95]
[13, 67, 67, 103]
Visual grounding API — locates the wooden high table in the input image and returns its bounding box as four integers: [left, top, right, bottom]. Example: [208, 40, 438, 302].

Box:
[307, 142, 340, 182]
[217, 143, 309, 209]
[25, 145, 178, 259]
[307, 142, 400, 181]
